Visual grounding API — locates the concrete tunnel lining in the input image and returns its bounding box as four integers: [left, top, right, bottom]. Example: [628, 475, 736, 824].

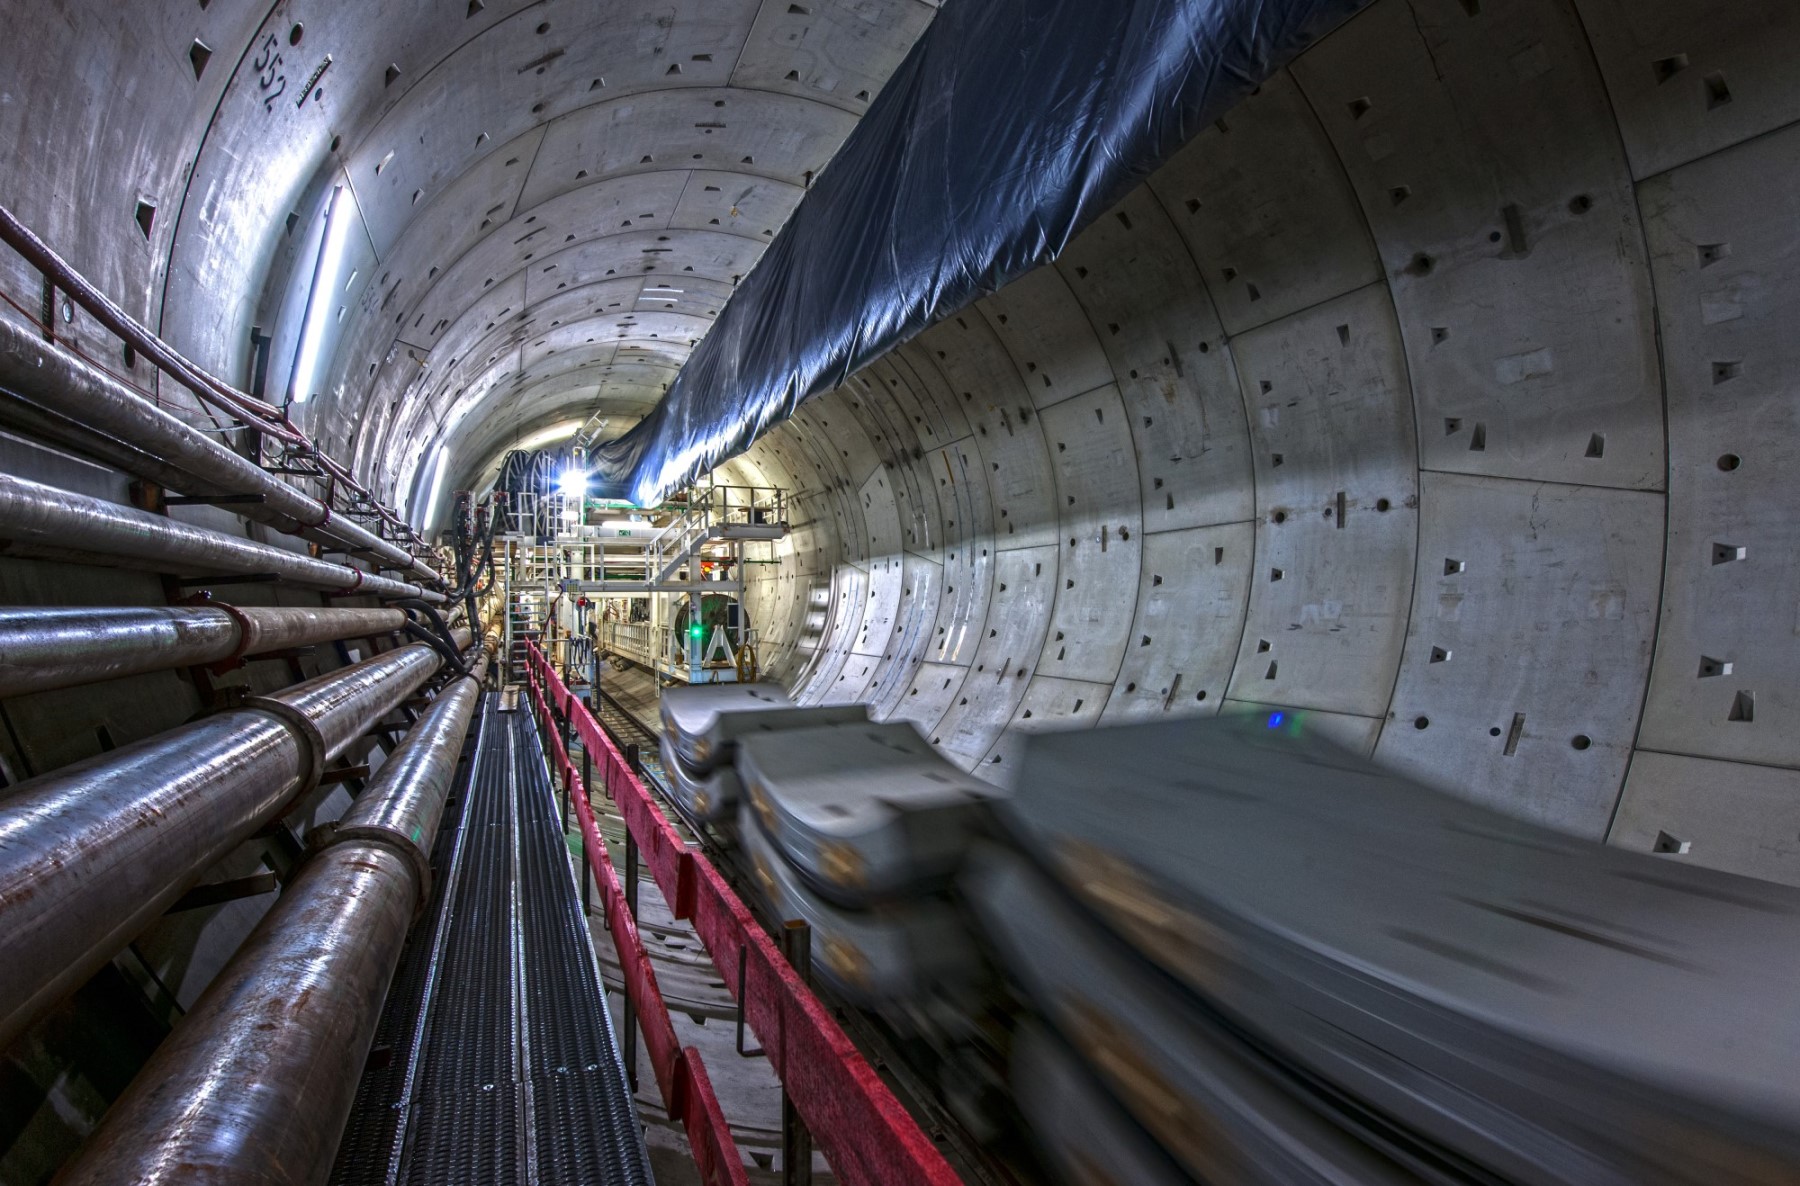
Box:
[706, 0, 1800, 886]
[2, 0, 1800, 1174]
[0, 0, 1791, 879]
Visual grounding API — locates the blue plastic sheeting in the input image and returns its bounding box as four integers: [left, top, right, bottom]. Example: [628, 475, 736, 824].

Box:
[591, 0, 1365, 505]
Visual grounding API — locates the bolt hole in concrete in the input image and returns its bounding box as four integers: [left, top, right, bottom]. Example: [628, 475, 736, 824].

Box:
[1489, 726, 1503, 737]
[1717, 453, 1741, 471]
[1414, 716, 1430, 730]
[1571, 735, 1591, 750]
[288, 23, 303, 45]
[1376, 498, 1391, 511]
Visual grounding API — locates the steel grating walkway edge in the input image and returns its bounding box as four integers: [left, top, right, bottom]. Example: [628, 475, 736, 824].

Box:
[332, 693, 653, 1185]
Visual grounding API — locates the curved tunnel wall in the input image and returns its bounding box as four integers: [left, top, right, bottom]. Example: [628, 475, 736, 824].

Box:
[723, 0, 1800, 887]
[0, 0, 1794, 892]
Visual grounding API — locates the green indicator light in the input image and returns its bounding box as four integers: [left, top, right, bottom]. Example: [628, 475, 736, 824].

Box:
[689, 624, 704, 639]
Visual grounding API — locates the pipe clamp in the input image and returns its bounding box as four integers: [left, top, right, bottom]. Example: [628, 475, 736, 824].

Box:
[245, 696, 328, 799]
[309, 823, 433, 915]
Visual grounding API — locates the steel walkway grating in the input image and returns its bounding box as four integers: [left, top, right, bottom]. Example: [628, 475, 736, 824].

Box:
[332, 694, 653, 1185]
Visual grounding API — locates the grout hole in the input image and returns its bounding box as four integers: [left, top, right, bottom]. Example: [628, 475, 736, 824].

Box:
[1703, 71, 1731, 109]
[1710, 542, 1746, 565]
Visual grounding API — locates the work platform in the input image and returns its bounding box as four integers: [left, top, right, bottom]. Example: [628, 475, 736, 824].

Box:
[332, 695, 651, 1185]
[499, 481, 786, 687]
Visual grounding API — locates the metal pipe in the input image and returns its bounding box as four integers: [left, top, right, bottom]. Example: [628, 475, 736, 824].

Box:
[0, 320, 440, 582]
[0, 206, 290, 439]
[54, 654, 489, 1186]
[0, 204, 427, 557]
[328, 651, 487, 890]
[0, 640, 445, 1050]
[0, 472, 440, 602]
[0, 605, 408, 698]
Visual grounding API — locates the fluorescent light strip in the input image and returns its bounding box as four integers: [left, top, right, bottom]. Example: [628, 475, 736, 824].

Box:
[289, 184, 355, 405]
[423, 442, 451, 533]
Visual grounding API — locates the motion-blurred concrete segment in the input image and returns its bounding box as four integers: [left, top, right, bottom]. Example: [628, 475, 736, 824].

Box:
[992, 714, 1800, 1183]
[735, 720, 1000, 905]
[660, 682, 867, 771]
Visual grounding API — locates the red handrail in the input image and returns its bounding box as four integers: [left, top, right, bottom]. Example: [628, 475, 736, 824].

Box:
[525, 644, 963, 1186]
[523, 664, 748, 1186]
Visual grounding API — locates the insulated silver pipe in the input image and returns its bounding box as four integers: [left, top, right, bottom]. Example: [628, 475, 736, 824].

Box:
[0, 605, 409, 697]
[0, 640, 445, 1050]
[56, 653, 490, 1186]
[0, 472, 440, 602]
[0, 320, 440, 583]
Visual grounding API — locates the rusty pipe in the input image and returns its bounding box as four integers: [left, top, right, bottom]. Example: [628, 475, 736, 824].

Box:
[0, 639, 446, 1050]
[0, 472, 440, 602]
[54, 653, 489, 1186]
[0, 605, 410, 698]
[0, 320, 440, 583]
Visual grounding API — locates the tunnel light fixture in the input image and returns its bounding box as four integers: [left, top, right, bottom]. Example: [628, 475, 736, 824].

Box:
[558, 468, 588, 499]
[513, 419, 584, 451]
[289, 183, 355, 405]
[423, 442, 451, 533]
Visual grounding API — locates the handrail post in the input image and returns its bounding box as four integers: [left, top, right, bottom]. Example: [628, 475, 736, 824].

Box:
[780, 920, 814, 1186]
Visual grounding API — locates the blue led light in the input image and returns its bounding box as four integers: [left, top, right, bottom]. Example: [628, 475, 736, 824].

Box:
[1267, 711, 1285, 729]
